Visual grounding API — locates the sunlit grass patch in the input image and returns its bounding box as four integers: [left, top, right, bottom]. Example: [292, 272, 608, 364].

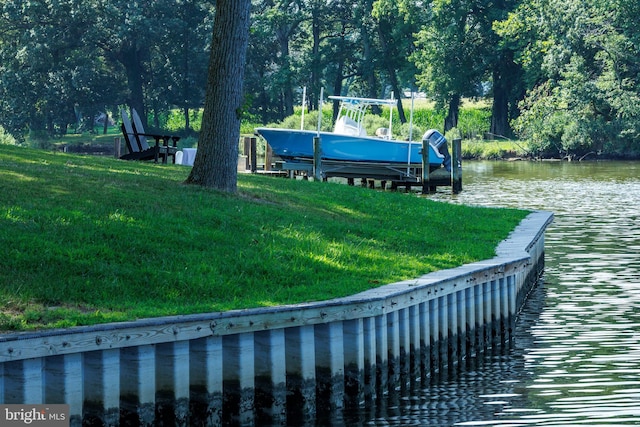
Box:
[0, 144, 528, 330]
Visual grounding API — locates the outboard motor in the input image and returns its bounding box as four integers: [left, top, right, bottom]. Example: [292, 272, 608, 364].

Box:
[422, 129, 452, 171]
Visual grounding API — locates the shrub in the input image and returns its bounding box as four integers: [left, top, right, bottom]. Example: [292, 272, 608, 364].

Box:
[0, 126, 17, 146]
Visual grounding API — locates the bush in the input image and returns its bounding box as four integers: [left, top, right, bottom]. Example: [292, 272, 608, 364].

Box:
[272, 109, 334, 132]
[165, 109, 202, 133]
[0, 126, 16, 146]
[408, 108, 445, 131]
[461, 137, 530, 159]
[458, 106, 491, 139]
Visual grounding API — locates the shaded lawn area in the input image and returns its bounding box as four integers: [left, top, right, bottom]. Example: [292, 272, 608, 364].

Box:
[0, 145, 528, 330]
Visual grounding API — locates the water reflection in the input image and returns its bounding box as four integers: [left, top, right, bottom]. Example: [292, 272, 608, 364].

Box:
[356, 161, 640, 426]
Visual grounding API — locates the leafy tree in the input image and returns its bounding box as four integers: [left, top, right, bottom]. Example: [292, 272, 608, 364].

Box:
[483, 0, 524, 138]
[498, 0, 640, 156]
[185, 0, 251, 192]
[411, 0, 522, 135]
[147, 0, 214, 133]
[93, 0, 186, 128]
[372, 0, 422, 123]
[0, 0, 115, 139]
[412, 0, 487, 131]
[0, 0, 212, 139]
[246, 0, 307, 121]
[318, 0, 362, 113]
[247, 0, 378, 121]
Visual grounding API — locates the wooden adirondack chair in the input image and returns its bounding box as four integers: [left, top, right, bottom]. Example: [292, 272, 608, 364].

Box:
[119, 109, 180, 164]
[131, 109, 179, 164]
[119, 109, 160, 162]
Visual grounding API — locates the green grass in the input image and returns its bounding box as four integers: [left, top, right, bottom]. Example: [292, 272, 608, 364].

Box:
[462, 138, 531, 159]
[0, 145, 528, 331]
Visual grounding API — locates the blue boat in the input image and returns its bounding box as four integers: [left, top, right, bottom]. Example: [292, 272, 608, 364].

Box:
[255, 96, 451, 171]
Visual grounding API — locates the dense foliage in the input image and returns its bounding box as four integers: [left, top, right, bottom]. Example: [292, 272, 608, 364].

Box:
[496, 0, 640, 158]
[0, 0, 639, 157]
[0, 0, 214, 141]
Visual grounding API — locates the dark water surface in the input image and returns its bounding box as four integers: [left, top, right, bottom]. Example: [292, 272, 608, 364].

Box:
[347, 161, 640, 426]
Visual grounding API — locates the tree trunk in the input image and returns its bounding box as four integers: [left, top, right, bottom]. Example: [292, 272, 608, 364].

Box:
[184, 106, 191, 133]
[490, 60, 518, 138]
[310, 6, 321, 112]
[376, 20, 406, 123]
[120, 47, 147, 128]
[444, 94, 460, 132]
[390, 74, 406, 124]
[360, 2, 378, 106]
[276, 29, 294, 117]
[103, 111, 109, 135]
[490, 76, 510, 139]
[185, 0, 251, 192]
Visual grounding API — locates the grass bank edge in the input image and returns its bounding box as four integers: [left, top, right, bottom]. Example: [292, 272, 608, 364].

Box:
[0, 145, 529, 331]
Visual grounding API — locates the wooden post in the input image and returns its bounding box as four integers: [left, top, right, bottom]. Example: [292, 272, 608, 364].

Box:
[250, 137, 257, 173]
[421, 139, 430, 194]
[313, 136, 322, 181]
[265, 143, 272, 171]
[114, 137, 121, 158]
[243, 137, 251, 170]
[452, 137, 462, 194]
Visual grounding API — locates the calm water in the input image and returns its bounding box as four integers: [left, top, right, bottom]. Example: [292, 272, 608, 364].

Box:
[350, 161, 640, 426]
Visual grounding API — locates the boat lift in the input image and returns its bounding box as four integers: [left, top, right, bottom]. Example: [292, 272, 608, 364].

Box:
[261, 90, 462, 193]
[276, 136, 462, 193]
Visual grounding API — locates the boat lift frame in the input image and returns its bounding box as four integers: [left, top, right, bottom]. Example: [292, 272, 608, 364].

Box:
[275, 137, 460, 193]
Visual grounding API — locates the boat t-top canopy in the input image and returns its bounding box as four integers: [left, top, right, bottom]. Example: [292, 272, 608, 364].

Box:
[328, 96, 397, 139]
[328, 95, 397, 106]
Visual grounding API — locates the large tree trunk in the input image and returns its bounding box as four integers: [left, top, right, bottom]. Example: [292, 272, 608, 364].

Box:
[490, 68, 511, 138]
[490, 53, 521, 138]
[444, 94, 460, 132]
[185, 0, 251, 192]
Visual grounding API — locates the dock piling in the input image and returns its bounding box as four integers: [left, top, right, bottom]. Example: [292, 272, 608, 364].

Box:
[421, 139, 430, 194]
[313, 136, 323, 181]
[452, 138, 462, 194]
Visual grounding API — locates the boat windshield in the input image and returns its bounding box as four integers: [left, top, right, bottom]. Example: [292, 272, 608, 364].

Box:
[329, 96, 397, 139]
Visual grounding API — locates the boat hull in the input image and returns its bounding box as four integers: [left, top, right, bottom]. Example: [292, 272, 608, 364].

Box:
[255, 128, 446, 167]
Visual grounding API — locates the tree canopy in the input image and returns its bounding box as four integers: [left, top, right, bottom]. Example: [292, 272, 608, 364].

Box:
[0, 0, 639, 158]
[496, 0, 640, 157]
[0, 0, 213, 140]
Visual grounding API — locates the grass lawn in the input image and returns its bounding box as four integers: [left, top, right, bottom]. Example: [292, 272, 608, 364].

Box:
[0, 145, 529, 331]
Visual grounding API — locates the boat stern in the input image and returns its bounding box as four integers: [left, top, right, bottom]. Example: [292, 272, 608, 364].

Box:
[423, 129, 452, 171]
